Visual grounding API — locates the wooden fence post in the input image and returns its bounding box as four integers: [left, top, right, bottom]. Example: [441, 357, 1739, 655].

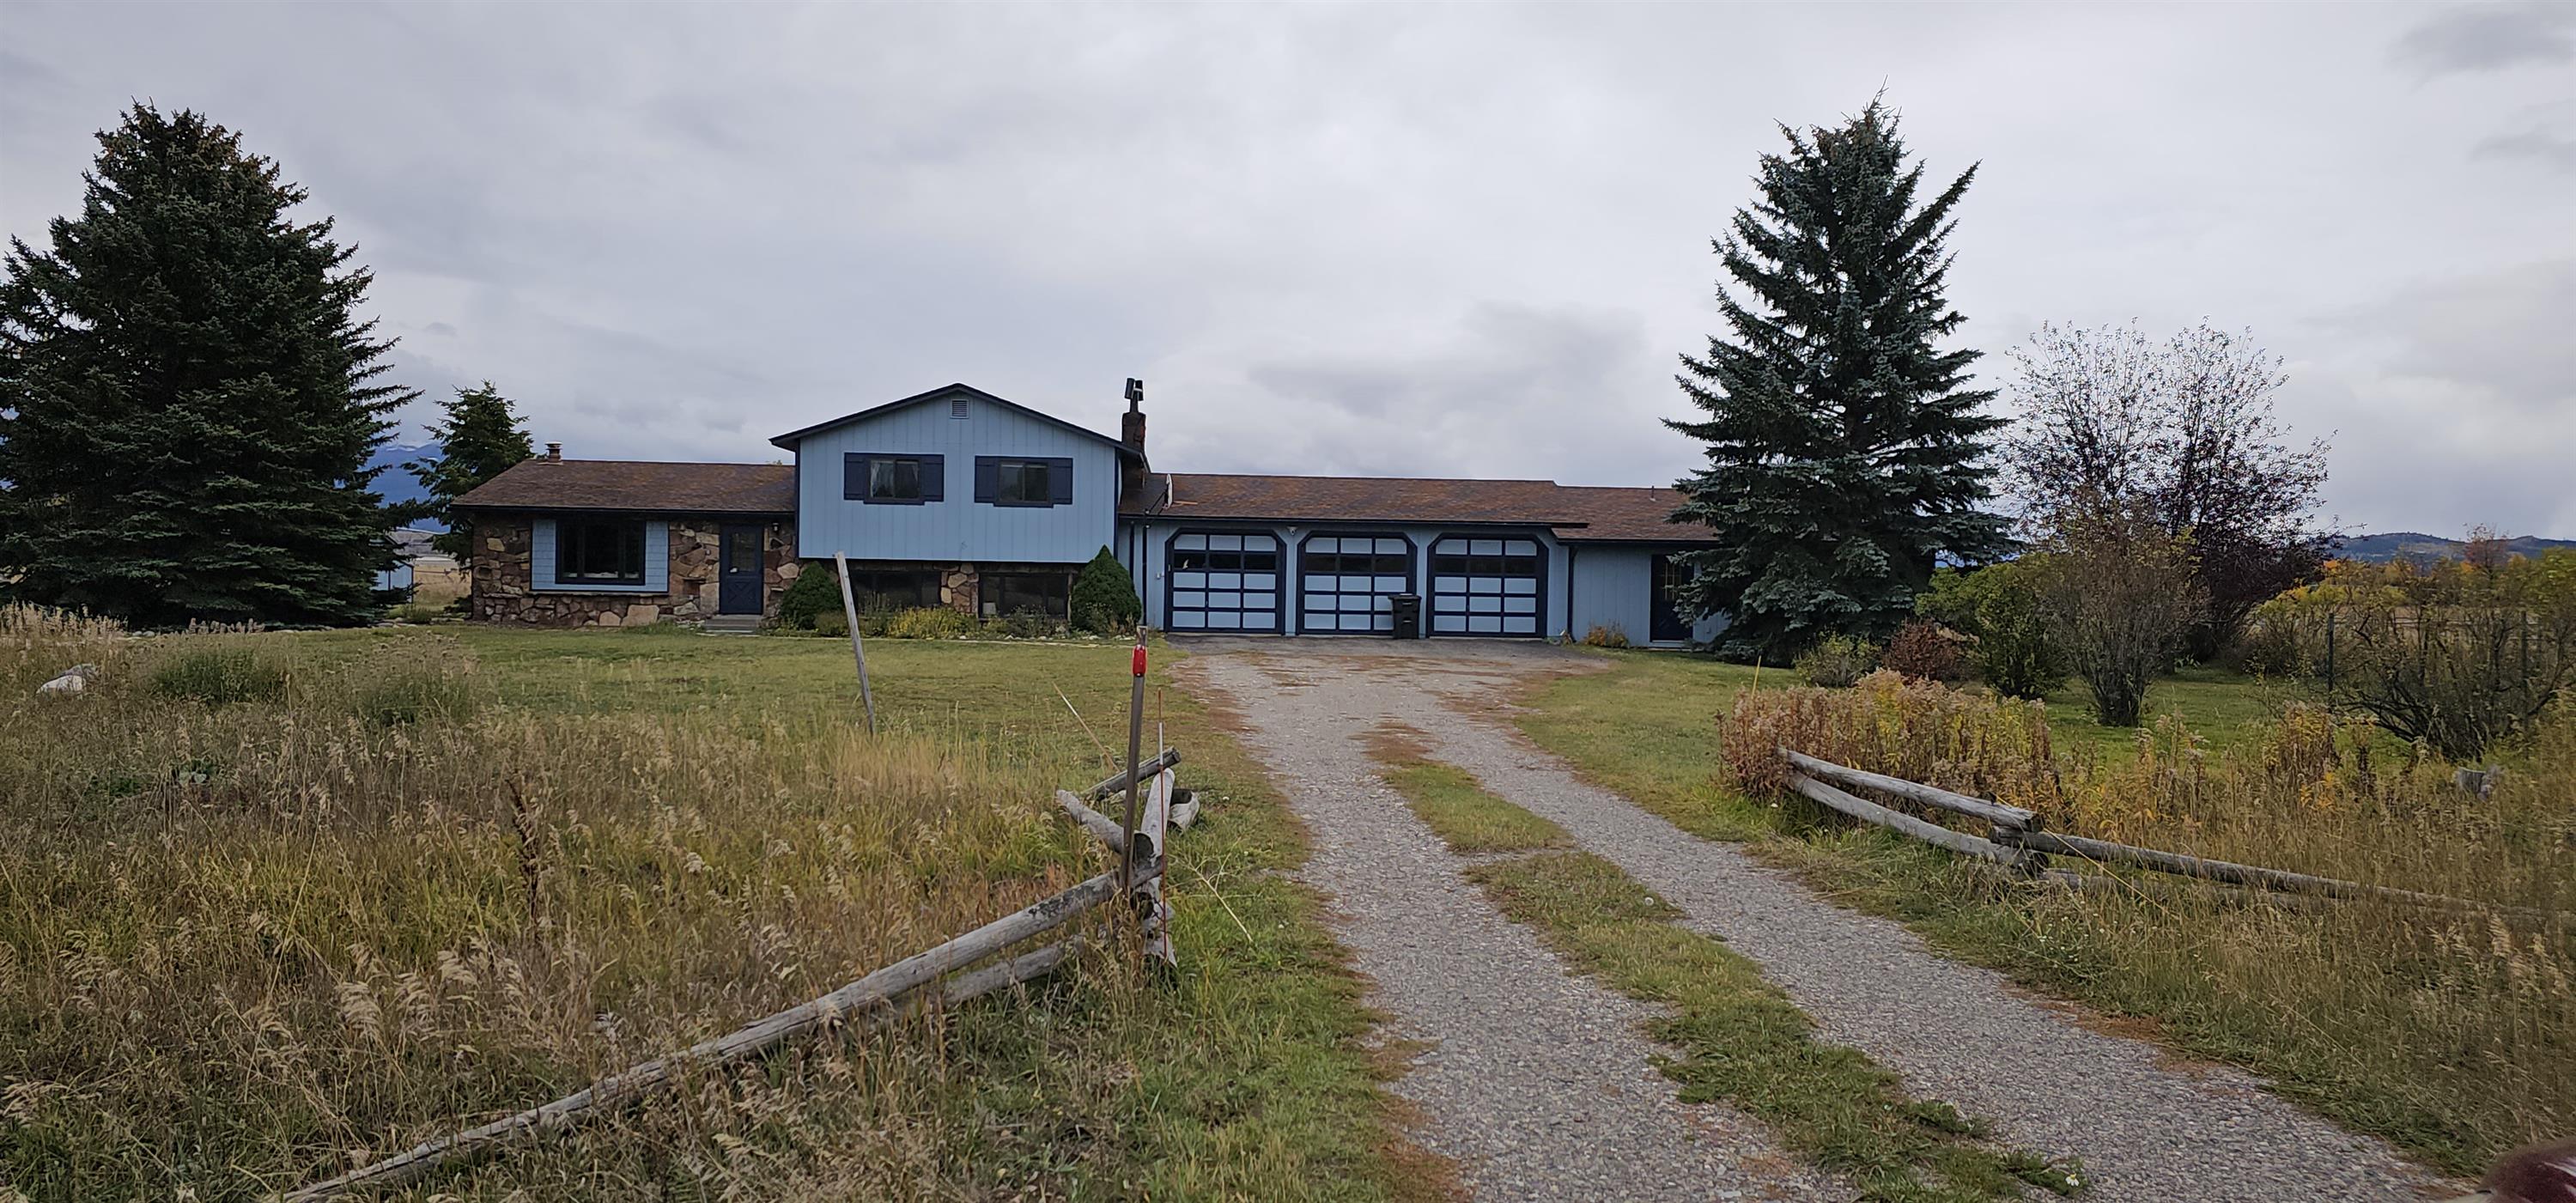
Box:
[1121, 625, 1148, 896]
[1136, 768, 1176, 966]
[833, 552, 878, 735]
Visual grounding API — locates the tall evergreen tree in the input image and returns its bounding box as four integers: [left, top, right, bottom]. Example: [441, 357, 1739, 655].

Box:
[0, 105, 413, 626]
[405, 381, 534, 566]
[1667, 100, 2009, 659]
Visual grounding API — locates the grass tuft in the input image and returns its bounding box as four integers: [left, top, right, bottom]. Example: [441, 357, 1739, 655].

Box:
[1364, 723, 1569, 854]
[149, 644, 289, 706]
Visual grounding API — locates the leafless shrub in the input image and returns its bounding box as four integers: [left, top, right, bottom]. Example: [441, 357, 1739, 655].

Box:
[2033, 501, 2205, 726]
[2000, 322, 2331, 658]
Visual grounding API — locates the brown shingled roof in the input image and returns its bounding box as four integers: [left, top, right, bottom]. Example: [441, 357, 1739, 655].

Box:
[1546, 485, 1713, 543]
[453, 459, 795, 515]
[1130, 472, 1714, 544]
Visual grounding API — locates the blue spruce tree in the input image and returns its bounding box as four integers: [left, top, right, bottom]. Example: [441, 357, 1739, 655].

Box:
[0, 105, 413, 626]
[1668, 100, 2009, 659]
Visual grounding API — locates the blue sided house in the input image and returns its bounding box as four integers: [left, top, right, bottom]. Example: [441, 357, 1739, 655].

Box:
[454, 382, 1725, 644]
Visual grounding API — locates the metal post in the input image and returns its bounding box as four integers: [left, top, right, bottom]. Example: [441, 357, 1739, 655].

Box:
[1121, 624, 1149, 894]
[834, 552, 878, 734]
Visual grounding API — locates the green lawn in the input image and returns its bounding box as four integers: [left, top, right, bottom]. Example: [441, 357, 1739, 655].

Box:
[2036, 664, 2318, 757]
[3, 622, 1437, 1201]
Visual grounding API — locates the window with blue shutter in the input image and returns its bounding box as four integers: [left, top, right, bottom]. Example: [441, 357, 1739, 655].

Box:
[558, 519, 649, 584]
[973, 456, 1074, 507]
[533, 518, 668, 592]
[843, 453, 944, 504]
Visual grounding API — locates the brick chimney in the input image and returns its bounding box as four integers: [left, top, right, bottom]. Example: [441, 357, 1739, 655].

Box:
[544, 442, 562, 462]
[1119, 378, 1146, 502]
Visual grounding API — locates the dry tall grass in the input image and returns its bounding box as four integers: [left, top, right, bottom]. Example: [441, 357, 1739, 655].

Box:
[1719, 668, 2576, 1169]
[0, 606, 1132, 1199]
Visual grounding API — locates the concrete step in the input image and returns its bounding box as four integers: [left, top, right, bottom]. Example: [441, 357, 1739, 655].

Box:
[701, 615, 762, 635]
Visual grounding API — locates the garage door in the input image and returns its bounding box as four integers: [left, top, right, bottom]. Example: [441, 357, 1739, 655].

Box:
[1429, 536, 1544, 636]
[1166, 532, 1282, 632]
[1298, 533, 1413, 634]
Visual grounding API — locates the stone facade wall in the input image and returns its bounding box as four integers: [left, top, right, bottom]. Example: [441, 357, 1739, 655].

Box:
[470, 515, 799, 628]
[941, 565, 979, 616]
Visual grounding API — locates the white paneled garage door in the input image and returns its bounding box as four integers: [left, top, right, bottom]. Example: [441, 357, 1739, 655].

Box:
[1429, 536, 1544, 636]
[1298, 534, 1413, 634]
[1166, 532, 1282, 632]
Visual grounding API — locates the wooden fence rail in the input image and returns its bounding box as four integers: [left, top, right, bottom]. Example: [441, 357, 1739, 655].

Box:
[1058, 764, 1190, 965]
[1783, 773, 2026, 868]
[1778, 746, 2548, 920]
[278, 750, 1199, 1201]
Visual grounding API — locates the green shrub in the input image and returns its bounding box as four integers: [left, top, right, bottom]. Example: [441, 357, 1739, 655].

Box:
[2032, 505, 2205, 726]
[1794, 635, 1876, 687]
[1581, 623, 1631, 648]
[811, 609, 848, 638]
[1917, 563, 2069, 700]
[887, 606, 974, 640]
[1071, 546, 1141, 635]
[149, 647, 288, 706]
[2231, 602, 2306, 678]
[776, 562, 842, 629]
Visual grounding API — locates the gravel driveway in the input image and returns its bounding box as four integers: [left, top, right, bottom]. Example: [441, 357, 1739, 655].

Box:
[1174, 638, 2449, 1203]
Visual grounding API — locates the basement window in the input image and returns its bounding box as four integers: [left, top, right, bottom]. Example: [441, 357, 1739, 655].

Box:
[845, 568, 940, 611]
[983, 572, 1070, 619]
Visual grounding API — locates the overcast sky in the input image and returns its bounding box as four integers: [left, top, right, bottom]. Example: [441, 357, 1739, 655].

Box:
[4, 3, 2571, 537]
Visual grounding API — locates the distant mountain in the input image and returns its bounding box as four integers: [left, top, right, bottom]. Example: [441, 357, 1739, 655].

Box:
[369, 441, 442, 530]
[2339, 532, 2576, 565]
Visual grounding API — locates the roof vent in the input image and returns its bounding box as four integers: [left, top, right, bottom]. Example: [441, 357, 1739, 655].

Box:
[950, 397, 969, 419]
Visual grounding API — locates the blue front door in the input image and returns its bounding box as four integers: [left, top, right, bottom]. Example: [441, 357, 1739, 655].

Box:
[719, 525, 764, 615]
[1650, 553, 1692, 643]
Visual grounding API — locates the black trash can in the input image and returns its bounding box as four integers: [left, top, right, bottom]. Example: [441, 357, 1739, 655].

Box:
[1389, 593, 1423, 640]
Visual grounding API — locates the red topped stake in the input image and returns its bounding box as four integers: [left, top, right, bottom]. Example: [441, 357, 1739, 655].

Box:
[1120, 623, 1151, 901]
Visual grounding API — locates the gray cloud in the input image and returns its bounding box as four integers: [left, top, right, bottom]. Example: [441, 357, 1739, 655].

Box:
[3, 2, 2571, 539]
[2390, 2, 2575, 78]
[1223, 301, 1664, 485]
[2322, 259, 2576, 407]
[2473, 128, 2576, 169]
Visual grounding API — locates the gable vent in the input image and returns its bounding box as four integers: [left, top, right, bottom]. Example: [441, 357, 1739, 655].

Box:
[950, 397, 970, 419]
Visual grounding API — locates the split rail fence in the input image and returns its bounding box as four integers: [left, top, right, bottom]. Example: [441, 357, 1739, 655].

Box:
[1779, 746, 2552, 920]
[283, 751, 1195, 1201]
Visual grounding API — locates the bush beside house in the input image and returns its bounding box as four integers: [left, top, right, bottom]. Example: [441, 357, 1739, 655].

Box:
[1071, 547, 1141, 635]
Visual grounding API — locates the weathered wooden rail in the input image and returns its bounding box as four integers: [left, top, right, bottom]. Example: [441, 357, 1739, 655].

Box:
[1781, 749, 2045, 876]
[1779, 745, 2545, 919]
[1060, 755, 1194, 966]
[280, 749, 1200, 1201]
